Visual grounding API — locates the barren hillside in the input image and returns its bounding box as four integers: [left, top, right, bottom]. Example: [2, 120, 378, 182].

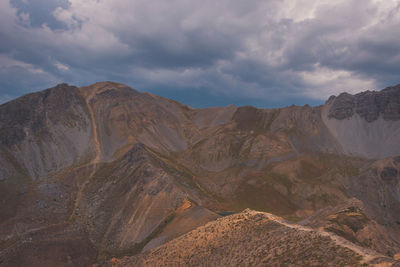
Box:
[105, 210, 396, 266]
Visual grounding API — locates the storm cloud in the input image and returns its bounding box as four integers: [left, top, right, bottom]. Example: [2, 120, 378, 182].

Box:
[0, 0, 399, 107]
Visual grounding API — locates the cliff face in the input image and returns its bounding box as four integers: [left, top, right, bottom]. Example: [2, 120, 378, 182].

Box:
[328, 85, 400, 122]
[1, 82, 400, 266]
[322, 85, 400, 159]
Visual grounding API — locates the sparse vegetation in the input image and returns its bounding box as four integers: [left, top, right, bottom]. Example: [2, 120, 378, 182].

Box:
[109, 210, 374, 266]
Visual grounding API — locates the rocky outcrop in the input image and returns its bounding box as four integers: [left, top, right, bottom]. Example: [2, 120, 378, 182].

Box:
[328, 84, 400, 122]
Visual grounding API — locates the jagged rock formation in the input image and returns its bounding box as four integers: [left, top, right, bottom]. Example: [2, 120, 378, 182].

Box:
[1, 81, 400, 266]
[328, 85, 400, 122]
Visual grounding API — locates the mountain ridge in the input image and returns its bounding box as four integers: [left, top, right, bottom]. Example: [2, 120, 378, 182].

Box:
[1, 81, 400, 266]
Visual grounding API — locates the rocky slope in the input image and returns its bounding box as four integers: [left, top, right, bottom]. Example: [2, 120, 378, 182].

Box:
[1, 81, 400, 266]
[323, 85, 400, 158]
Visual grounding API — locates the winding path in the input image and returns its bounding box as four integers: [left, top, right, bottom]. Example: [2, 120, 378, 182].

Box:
[69, 87, 102, 220]
[261, 212, 385, 264]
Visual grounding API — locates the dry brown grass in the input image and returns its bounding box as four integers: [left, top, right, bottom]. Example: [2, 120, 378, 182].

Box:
[106, 210, 372, 267]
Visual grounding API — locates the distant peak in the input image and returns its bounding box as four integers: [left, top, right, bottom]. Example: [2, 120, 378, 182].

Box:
[55, 82, 71, 87]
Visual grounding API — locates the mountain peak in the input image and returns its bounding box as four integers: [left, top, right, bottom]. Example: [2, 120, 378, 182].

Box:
[79, 81, 138, 99]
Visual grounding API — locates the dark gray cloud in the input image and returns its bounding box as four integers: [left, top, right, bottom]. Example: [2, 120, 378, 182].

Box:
[0, 0, 399, 107]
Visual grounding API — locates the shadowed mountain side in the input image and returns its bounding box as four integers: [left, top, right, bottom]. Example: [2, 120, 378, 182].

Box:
[0, 83, 94, 181]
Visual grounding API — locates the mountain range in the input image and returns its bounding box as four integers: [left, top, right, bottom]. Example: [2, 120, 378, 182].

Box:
[1, 81, 400, 266]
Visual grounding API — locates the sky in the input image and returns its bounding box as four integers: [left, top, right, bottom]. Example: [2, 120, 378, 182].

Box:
[1, 0, 400, 108]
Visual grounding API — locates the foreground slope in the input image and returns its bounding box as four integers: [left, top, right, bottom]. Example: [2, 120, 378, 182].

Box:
[106, 210, 395, 266]
[1, 82, 400, 265]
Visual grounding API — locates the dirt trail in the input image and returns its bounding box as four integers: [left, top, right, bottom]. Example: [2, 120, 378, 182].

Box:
[262, 212, 385, 264]
[85, 87, 102, 164]
[69, 88, 101, 220]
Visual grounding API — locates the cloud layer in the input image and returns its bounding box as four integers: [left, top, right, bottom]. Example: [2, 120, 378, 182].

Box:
[1, 0, 400, 106]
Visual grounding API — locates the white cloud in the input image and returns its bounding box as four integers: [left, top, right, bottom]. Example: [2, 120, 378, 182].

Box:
[0, 54, 45, 74]
[54, 61, 69, 71]
[300, 65, 376, 99]
[18, 11, 30, 26]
